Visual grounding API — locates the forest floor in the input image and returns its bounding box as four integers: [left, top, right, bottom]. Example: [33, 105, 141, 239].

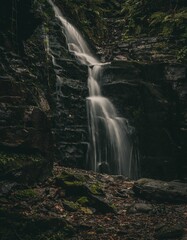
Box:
[0, 163, 187, 240]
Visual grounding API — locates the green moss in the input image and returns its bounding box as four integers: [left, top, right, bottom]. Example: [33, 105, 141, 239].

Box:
[59, 170, 86, 182]
[77, 196, 89, 205]
[14, 189, 38, 200]
[0, 151, 45, 173]
[63, 180, 83, 187]
[63, 200, 80, 211]
[59, 171, 78, 182]
[89, 183, 103, 195]
[0, 150, 47, 183]
[80, 207, 93, 214]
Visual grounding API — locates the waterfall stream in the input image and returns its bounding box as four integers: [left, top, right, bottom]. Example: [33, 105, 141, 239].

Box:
[47, 0, 139, 178]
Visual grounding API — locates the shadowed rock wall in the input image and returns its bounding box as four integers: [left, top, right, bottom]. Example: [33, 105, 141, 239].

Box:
[0, 0, 186, 182]
[103, 61, 187, 179]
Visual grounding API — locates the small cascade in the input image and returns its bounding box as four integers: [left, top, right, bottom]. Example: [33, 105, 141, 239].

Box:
[48, 0, 139, 179]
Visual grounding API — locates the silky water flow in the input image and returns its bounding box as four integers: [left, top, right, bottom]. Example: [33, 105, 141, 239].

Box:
[47, 0, 139, 179]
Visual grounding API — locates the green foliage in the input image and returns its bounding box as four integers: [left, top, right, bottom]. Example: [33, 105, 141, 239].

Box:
[119, 0, 187, 61]
[149, 9, 187, 38]
[120, 0, 187, 42]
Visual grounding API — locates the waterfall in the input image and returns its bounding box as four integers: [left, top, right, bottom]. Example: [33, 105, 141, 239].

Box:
[47, 0, 139, 179]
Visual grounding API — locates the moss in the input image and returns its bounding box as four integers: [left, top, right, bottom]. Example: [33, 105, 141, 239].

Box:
[59, 170, 86, 182]
[80, 207, 93, 214]
[89, 183, 104, 195]
[63, 180, 83, 187]
[77, 196, 89, 205]
[14, 189, 38, 200]
[59, 171, 78, 182]
[0, 150, 48, 183]
[63, 200, 80, 211]
[0, 151, 45, 174]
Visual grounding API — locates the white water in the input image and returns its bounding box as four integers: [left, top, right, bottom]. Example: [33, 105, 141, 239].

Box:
[48, 0, 139, 178]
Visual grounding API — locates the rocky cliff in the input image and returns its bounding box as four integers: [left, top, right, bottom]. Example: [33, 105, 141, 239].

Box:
[0, 0, 53, 183]
[0, 0, 186, 182]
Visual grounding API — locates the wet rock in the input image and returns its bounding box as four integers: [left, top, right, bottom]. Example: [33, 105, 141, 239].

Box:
[133, 178, 187, 203]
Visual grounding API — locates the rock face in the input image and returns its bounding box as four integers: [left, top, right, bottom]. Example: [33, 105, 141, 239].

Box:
[0, 0, 186, 181]
[103, 61, 187, 179]
[0, 0, 53, 182]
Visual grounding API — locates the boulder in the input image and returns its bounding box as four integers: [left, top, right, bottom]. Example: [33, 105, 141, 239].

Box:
[133, 178, 187, 203]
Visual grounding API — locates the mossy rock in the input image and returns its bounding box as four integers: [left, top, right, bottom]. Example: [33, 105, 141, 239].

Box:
[89, 183, 104, 195]
[63, 200, 93, 214]
[56, 170, 104, 194]
[60, 170, 86, 182]
[59, 180, 89, 196]
[58, 171, 80, 182]
[56, 175, 115, 213]
[0, 150, 51, 183]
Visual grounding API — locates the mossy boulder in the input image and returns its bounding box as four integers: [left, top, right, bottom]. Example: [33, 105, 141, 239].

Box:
[55, 169, 115, 213]
[57, 170, 86, 182]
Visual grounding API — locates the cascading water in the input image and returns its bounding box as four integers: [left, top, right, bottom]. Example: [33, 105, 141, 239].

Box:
[48, 0, 139, 179]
